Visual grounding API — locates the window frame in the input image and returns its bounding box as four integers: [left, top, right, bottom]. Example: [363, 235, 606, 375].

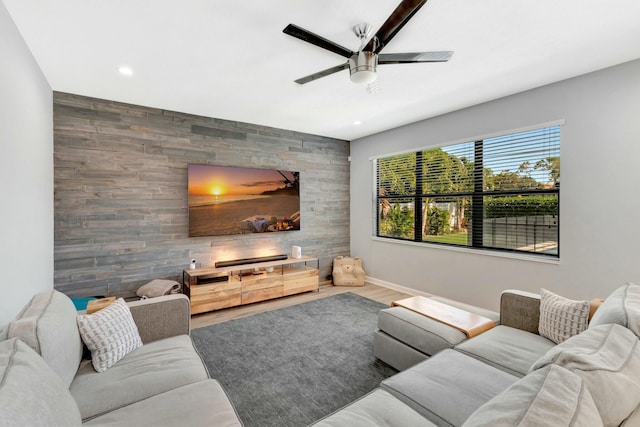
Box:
[372, 121, 563, 259]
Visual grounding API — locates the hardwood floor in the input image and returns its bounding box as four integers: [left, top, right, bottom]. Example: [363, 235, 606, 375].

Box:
[190, 282, 412, 330]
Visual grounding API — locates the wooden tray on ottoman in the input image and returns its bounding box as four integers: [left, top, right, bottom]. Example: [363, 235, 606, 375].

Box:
[391, 296, 495, 338]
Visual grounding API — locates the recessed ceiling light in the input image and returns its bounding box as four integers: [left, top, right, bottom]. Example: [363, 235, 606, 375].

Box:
[353, 120, 362, 126]
[118, 66, 133, 76]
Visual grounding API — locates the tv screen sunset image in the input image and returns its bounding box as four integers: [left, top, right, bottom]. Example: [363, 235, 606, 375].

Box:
[188, 164, 300, 237]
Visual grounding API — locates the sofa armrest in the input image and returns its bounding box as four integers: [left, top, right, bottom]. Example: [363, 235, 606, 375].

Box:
[127, 294, 191, 344]
[499, 290, 541, 334]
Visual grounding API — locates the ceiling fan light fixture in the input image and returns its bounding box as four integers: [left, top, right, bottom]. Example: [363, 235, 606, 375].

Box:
[349, 51, 378, 85]
[284, 1, 452, 85]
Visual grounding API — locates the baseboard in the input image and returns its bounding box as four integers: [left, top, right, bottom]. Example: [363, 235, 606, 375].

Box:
[364, 276, 432, 298]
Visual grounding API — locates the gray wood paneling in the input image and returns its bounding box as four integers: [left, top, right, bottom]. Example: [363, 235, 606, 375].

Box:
[53, 92, 350, 298]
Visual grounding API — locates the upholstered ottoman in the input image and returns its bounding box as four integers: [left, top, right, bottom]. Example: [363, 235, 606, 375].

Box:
[374, 296, 500, 371]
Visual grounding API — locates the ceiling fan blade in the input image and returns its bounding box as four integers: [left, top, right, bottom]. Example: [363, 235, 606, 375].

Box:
[283, 24, 355, 59]
[378, 51, 453, 64]
[364, 0, 428, 53]
[294, 63, 350, 84]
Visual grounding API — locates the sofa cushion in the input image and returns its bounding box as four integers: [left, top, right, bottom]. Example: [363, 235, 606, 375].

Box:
[84, 379, 241, 427]
[77, 298, 143, 372]
[378, 307, 467, 357]
[590, 282, 640, 337]
[531, 323, 640, 427]
[538, 288, 589, 344]
[7, 289, 83, 387]
[454, 325, 555, 377]
[311, 389, 437, 427]
[462, 365, 602, 427]
[70, 334, 209, 421]
[622, 405, 640, 427]
[381, 349, 518, 427]
[0, 338, 82, 426]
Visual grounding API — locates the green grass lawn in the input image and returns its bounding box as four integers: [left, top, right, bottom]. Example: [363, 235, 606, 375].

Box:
[424, 233, 468, 245]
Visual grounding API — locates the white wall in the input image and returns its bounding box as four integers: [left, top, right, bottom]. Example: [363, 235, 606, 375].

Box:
[351, 59, 640, 311]
[0, 1, 53, 324]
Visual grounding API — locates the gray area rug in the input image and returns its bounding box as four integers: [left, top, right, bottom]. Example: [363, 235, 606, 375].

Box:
[191, 292, 397, 427]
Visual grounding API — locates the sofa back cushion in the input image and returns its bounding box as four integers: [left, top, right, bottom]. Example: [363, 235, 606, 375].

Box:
[622, 406, 640, 427]
[530, 323, 640, 427]
[0, 338, 82, 426]
[7, 290, 83, 387]
[454, 325, 555, 377]
[462, 364, 602, 427]
[590, 282, 640, 337]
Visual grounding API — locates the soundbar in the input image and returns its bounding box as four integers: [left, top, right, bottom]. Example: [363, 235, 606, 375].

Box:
[215, 254, 288, 268]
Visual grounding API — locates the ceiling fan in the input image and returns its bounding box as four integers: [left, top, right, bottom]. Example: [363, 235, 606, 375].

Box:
[283, 0, 453, 88]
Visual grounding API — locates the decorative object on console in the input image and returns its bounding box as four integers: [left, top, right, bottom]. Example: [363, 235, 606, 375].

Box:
[188, 164, 300, 237]
[332, 256, 366, 287]
[291, 245, 302, 259]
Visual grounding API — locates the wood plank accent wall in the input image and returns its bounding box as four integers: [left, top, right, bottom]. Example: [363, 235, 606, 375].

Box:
[53, 92, 350, 298]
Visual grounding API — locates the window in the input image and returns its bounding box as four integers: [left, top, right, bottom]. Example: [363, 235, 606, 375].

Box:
[375, 125, 560, 257]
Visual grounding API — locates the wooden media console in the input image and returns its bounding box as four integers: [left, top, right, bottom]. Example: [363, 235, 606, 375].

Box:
[182, 256, 319, 315]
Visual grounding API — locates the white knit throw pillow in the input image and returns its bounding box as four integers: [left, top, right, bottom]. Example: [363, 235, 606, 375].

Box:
[539, 288, 590, 344]
[77, 298, 142, 372]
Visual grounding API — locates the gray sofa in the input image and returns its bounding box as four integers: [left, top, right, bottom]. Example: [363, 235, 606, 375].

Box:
[314, 283, 640, 427]
[0, 290, 242, 426]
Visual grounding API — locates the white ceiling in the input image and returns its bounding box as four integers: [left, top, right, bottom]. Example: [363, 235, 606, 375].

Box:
[4, 0, 640, 141]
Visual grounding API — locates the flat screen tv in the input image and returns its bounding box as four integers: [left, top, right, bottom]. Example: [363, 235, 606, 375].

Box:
[188, 164, 300, 237]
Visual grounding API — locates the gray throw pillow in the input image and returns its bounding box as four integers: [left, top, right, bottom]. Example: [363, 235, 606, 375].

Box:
[8, 290, 83, 387]
[538, 288, 589, 344]
[77, 298, 143, 372]
[0, 338, 82, 426]
[463, 365, 602, 427]
[590, 282, 640, 337]
[531, 323, 640, 427]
